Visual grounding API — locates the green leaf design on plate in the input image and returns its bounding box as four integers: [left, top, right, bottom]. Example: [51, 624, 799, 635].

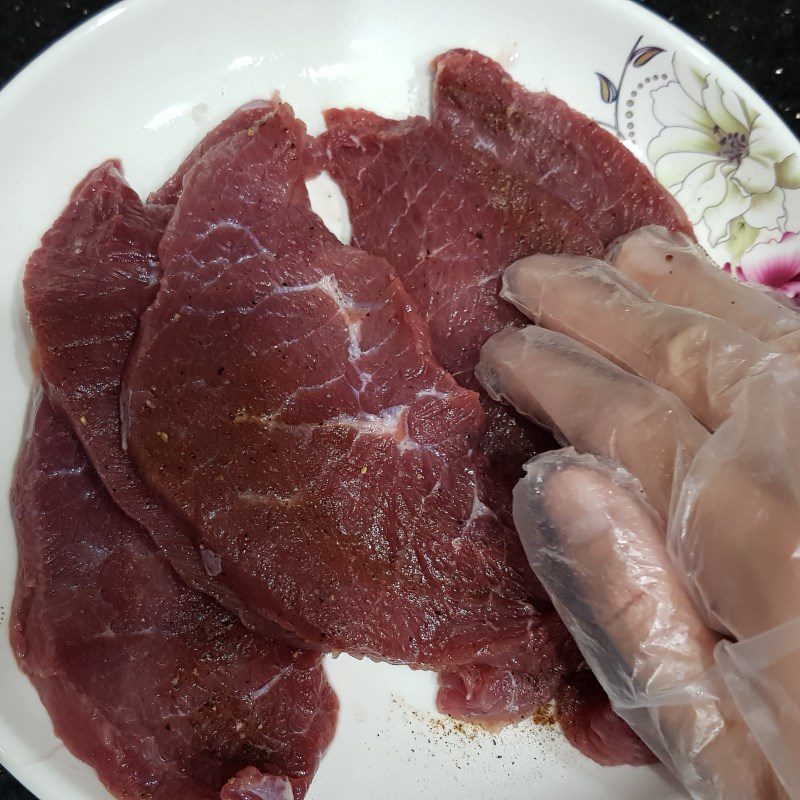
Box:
[727, 216, 760, 262]
[596, 73, 618, 103]
[631, 46, 665, 67]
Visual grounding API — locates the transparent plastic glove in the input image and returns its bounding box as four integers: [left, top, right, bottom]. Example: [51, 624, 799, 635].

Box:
[607, 225, 800, 353]
[672, 367, 800, 794]
[477, 325, 707, 521]
[717, 619, 800, 797]
[501, 253, 780, 428]
[479, 240, 800, 798]
[513, 449, 784, 800]
[671, 366, 800, 638]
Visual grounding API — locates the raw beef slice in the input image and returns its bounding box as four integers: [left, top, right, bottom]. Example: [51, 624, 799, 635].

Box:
[122, 99, 573, 685]
[556, 670, 655, 767]
[437, 667, 558, 729]
[12, 395, 337, 800]
[322, 110, 601, 389]
[24, 106, 301, 641]
[320, 110, 601, 488]
[150, 97, 313, 207]
[433, 49, 692, 245]
[439, 663, 655, 769]
[321, 111, 650, 761]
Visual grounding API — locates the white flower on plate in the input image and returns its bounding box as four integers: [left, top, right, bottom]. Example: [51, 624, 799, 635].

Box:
[648, 51, 800, 255]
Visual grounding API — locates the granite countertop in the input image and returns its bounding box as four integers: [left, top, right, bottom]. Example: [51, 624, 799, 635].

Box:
[0, 1, 798, 799]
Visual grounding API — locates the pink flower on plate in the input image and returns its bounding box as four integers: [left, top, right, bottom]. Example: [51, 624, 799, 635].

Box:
[726, 232, 800, 298]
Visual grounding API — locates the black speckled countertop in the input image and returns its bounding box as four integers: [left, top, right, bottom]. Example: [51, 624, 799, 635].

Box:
[0, 1, 798, 799]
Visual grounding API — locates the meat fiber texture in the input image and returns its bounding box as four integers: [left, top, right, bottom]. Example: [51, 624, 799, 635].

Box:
[23, 110, 292, 642]
[122, 99, 577, 694]
[433, 49, 692, 246]
[21, 91, 649, 769]
[150, 100, 278, 206]
[319, 67, 667, 761]
[319, 110, 601, 490]
[12, 396, 337, 800]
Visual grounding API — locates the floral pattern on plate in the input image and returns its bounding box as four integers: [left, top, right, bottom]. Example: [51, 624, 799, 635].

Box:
[725, 231, 800, 298]
[596, 43, 800, 300]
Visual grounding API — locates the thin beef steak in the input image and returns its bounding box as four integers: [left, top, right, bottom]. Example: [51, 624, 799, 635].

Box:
[321, 110, 601, 389]
[432, 49, 691, 245]
[320, 110, 601, 488]
[23, 107, 300, 641]
[320, 107, 651, 763]
[12, 396, 337, 800]
[151, 99, 278, 206]
[122, 101, 573, 685]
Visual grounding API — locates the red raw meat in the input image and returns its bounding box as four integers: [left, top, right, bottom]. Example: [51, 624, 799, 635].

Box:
[438, 657, 650, 769]
[151, 100, 278, 206]
[433, 49, 692, 245]
[12, 396, 337, 800]
[24, 107, 299, 641]
[320, 110, 600, 489]
[320, 106, 651, 765]
[122, 99, 573, 686]
[22, 93, 650, 769]
[321, 109, 600, 389]
[556, 670, 656, 768]
[437, 666, 557, 729]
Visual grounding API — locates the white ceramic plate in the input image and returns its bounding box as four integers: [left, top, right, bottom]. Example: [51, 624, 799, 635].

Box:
[1, 2, 798, 799]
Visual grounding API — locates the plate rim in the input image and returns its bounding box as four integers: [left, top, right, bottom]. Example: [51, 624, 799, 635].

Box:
[0, 2, 796, 799]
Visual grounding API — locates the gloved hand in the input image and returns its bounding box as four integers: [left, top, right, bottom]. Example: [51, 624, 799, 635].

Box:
[476, 225, 799, 799]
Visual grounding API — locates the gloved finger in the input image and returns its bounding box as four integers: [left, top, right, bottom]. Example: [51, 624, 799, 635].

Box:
[672, 368, 800, 640]
[476, 325, 708, 521]
[717, 620, 800, 800]
[514, 449, 784, 800]
[607, 226, 800, 353]
[670, 367, 800, 797]
[502, 254, 781, 429]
